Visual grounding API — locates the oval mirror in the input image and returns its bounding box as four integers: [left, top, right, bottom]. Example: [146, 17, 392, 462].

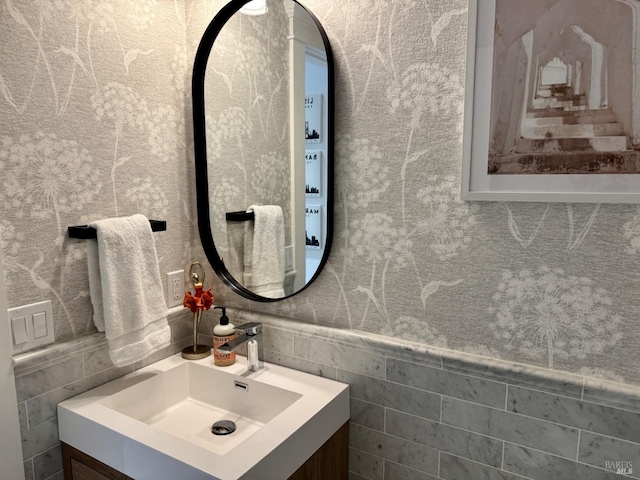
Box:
[192, 0, 334, 301]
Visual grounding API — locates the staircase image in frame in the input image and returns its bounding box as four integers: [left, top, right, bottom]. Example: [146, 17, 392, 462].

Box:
[488, 0, 640, 175]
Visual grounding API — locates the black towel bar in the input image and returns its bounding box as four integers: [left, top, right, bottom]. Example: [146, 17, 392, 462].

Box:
[225, 211, 255, 222]
[67, 220, 167, 239]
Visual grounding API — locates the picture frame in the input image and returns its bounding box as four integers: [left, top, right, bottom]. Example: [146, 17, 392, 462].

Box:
[305, 150, 322, 197]
[305, 94, 322, 143]
[305, 205, 322, 250]
[461, 0, 640, 203]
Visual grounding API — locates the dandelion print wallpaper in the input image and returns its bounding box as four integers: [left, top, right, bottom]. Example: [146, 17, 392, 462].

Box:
[0, 0, 195, 341]
[2, 0, 640, 387]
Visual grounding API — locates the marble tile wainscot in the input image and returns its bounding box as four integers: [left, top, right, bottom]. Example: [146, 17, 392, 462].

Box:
[230, 308, 640, 480]
[13, 304, 640, 480]
[14, 306, 194, 480]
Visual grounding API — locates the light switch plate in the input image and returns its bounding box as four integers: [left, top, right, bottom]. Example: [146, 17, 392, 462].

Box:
[8, 300, 54, 354]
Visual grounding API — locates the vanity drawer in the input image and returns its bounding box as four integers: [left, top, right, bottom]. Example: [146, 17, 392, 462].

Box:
[63, 443, 133, 480]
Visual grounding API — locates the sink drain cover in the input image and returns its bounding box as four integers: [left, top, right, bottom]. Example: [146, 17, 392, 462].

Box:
[211, 420, 236, 436]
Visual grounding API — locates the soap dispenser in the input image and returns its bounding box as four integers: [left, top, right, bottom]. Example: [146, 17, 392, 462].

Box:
[213, 307, 236, 366]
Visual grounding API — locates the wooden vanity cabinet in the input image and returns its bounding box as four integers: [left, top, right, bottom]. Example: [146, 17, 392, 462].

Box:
[62, 422, 348, 479]
[62, 444, 132, 480]
[287, 422, 348, 480]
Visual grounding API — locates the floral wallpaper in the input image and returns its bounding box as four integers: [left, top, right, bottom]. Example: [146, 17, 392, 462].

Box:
[0, 0, 195, 341]
[1, 0, 639, 386]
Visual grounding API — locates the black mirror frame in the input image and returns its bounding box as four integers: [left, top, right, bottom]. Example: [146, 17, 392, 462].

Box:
[192, 0, 335, 302]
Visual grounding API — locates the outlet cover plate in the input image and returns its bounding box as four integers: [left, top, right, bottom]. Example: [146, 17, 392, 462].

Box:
[167, 270, 185, 308]
[8, 300, 54, 354]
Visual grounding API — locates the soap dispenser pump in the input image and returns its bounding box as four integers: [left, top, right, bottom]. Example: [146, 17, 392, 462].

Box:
[213, 307, 236, 366]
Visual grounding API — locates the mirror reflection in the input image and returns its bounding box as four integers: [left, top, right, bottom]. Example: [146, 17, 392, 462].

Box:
[201, 0, 331, 299]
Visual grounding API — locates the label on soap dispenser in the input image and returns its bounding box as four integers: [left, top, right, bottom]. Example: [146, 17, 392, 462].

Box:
[214, 334, 237, 366]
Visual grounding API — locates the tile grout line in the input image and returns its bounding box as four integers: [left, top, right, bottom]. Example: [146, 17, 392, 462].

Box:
[338, 374, 640, 451]
[384, 355, 388, 381]
[436, 393, 583, 433]
[442, 451, 536, 480]
[386, 407, 580, 461]
[25, 401, 30, 431]
[383, 407, 387, 434]
[345, 345, 586, 400]
[349, 395, 439, 423]
[353, 422, 459, 458]
[570, 426, 640, 445]
[341, 365, 504, 409]
[349, 446, 432, 479]
[437, 450, 442, 478]
[43, 470, 63, 480]
[501, 439, 638, 476]
[501, 440, 505, 469]
[264, 347, 334, 371]
[24, 458, 34, 480]
[576, 430, 581, 461]
[507, 383, 640, 415]
[348, 446, 388, 470]
[263, 348, 336, 379]
[504, 384, 509, 410]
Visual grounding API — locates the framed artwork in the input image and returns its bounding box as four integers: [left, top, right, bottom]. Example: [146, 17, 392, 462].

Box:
[305, 94, 322, 143]
[305, 150, 322, 197]
[461, 0, 640, 203]
[305, 205, 322, 249]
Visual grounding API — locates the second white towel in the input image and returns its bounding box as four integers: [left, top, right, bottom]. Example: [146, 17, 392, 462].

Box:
[243, 205, 285, 298]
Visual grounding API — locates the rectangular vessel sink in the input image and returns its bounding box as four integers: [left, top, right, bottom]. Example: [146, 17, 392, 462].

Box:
[58, 354, 349, 479]
[104, 362, 302, 456]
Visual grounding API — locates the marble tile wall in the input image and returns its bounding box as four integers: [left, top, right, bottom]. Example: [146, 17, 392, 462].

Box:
[14, 308, 640, 480]
[13, 308, 192, 480]
[230, 310, 640, 480]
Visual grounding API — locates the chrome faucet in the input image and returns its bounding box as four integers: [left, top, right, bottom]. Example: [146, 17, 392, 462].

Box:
[217, 322, 263, 372]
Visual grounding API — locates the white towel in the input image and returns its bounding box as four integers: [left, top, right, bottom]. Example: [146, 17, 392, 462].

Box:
[86, 214, 170, 367]
[225, 222, 245, 281]
[243, 205, 285, 298]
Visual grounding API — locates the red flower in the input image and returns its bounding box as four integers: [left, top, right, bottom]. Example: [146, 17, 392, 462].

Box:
[183, 286, 214, 312]
[200, 289, 214, 310]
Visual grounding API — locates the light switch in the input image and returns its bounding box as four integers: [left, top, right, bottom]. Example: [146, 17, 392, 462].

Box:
[11, 316, 28, 345]
[33, 312, 48, 339]
[9, 300, 54, 353]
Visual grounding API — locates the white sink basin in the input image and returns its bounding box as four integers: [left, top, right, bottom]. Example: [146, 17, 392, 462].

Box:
[104, 362, 303, 456]
[58, 354, 349, 479]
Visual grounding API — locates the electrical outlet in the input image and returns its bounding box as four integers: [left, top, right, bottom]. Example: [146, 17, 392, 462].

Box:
[166, 270, 185, 307]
